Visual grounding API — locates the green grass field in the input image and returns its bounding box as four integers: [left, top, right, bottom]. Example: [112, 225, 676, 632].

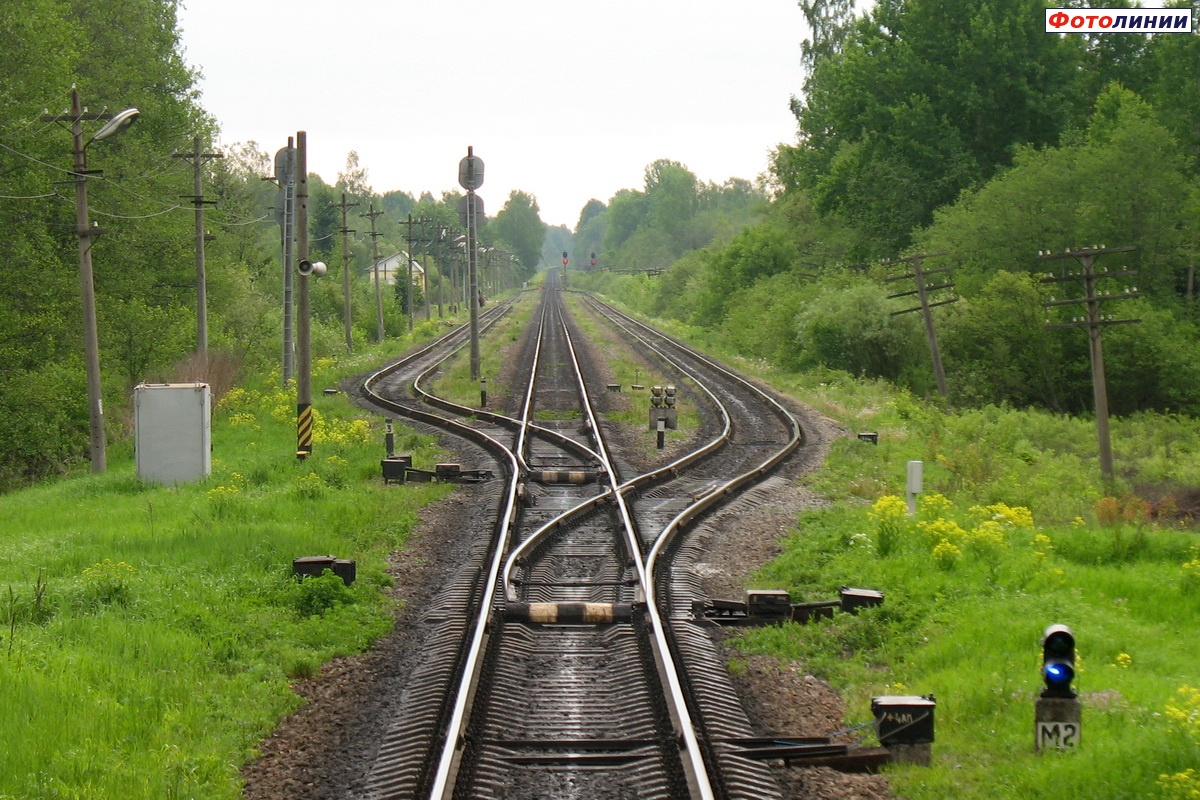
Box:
[712, 356, 1200, 799]
[0, 345, 452, 799]
[3, 295, 1199, 799]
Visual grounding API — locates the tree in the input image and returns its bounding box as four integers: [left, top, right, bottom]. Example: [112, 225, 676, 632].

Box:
[336, 149, 372, 201]
[492, 190, 545, 276]
[939, 272, 1067, 409]
[644, 159, 699, 251]
[577, 199, 606, 231]
[919, 84, 1196, 303]
[574, 199, 607, 269]
[796, 0, 857, 75]
[791, 0, 1083, 255]
[602, 190, 647, 254]
[1141, 16, 1200, 170]
[0, 0, 210, 483]
[694, 223, 798, 325]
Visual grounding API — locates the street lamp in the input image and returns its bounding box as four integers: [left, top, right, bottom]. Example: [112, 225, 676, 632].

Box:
[43, 89, 140, 474]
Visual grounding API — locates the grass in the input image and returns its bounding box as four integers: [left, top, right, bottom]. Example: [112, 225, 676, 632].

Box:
[564, 294, 701, 455]
[426, 292, 535, 412]
[0, 344, 454, 799]
[6, 287, 1200, 798]
[576, 287, 1200, 799]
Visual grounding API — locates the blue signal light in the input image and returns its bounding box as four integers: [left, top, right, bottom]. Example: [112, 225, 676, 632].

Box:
[1040, 624, 1076, 699]
[1044, 662, 1073, 685]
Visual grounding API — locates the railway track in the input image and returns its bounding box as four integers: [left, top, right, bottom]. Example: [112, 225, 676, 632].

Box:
[358, 274, 806, 799]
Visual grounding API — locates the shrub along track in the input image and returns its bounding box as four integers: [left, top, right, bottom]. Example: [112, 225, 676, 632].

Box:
[240, 287, 890, 799]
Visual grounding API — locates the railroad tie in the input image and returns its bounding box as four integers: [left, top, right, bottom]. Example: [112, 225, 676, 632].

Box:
[504, 601, 634, 624]
[530, 470, 596, 485]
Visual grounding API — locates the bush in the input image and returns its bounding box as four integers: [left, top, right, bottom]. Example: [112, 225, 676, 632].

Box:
[793, 278, 923, 381]
[291, 569, 355, 618]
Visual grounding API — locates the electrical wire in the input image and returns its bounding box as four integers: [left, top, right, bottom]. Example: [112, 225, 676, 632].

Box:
[208, 212, 271, 226]
[90, 204, 186, 220]
[0, 139, 75, 177]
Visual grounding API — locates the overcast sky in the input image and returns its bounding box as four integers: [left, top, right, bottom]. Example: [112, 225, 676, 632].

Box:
[176, 1, 809, 229]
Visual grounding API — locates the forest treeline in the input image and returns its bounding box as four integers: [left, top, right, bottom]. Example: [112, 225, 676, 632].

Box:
[0, 0, 553, 489]
[576, 0, 1200, 424]
[2, 0, 1198, 489]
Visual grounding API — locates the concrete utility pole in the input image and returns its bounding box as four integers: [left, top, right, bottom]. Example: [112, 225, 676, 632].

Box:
[42, 88, 140, 473]
[885, 253, 955, 400]
[174, 137, 223, 363]
[338, 193, 359, 352]
[361, 203, 385, 342]
[273, 138, 297, 387]
[459, 146, 485, 380]
[1040, 245, 1139, 485]
[295, 131, 313, 457]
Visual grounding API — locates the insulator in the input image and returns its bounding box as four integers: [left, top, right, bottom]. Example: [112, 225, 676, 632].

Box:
[665, 385, 676, 397]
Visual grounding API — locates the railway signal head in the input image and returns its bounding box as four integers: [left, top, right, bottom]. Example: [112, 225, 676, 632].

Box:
[1041, 624, 1076, 699]
[590, 252, 596, 267]
[562, 251, 569, 266]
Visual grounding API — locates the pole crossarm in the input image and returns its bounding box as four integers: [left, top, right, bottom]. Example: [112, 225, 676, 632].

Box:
[890, 297, 960, 316]
[1037, 245, 1137, 261]
[883, 252, 955, 398]
[1043, 291, 1140, 308]
[888, 282, 956, 300]
[1045, 318, 1142, 330]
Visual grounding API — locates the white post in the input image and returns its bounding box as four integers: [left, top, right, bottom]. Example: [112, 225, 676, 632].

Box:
[906, 460, 924, 516]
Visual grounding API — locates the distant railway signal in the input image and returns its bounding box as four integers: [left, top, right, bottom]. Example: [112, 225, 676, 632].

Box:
[562, 251, 569, 267]
[458, 151, 484, 191]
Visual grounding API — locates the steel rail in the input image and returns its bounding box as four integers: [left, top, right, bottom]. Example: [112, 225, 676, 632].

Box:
[409, 295, 604, 472]
[362, 288, 799, 799]
[578, 295, 804, 579]
[423, 285, 621, 798]
[578, 294, 803, 794]
[361, 301, 526, 799]
[550, 290, 718, 800]
[501, 295, 737, 594]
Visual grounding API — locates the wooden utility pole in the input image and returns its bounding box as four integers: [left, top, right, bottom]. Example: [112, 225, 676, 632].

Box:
[1039, 245, 1139, 484]
[434, 226, 447, 318]
[338, 193, 359, 351]
[400, 215, 431, 331]
[360, 203, 385, 342]
[174, 137, 223, 363]
[884, 253, 955, 399]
